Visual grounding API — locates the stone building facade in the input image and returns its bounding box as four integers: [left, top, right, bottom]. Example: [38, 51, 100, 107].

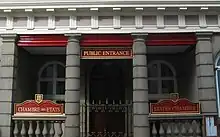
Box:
[0, 0, 220, 137]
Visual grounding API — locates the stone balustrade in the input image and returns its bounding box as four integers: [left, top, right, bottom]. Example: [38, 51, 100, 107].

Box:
[11, 104, 203, 137]
[149, 116, 203, 137]
[12, 116, 65, 137]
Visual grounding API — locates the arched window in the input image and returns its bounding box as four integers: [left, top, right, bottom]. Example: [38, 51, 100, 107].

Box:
[148, 60, 177, 96]
[38, 61, 65, 99]
[215, 57, 220, 117]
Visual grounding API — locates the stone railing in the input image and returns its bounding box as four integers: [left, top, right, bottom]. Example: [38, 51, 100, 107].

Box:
[149, 115, 203, 137]
[11, 105, 203, 137]
[12, 116, 65, 137]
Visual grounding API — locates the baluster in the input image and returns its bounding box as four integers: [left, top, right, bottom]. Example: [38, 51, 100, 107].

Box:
[42, 121, 48, 137]
[152, 122, 157, 137]
[196, 121, 201, 137]
[13, 120, 19, 137]
[173, 122, 179, 137]
[184, 121, 190, 135]
[180, 122, 186, 137]
[28, 121, 34, 137]
[171, 122, 176, 137]
[159, 122, 165, 137]
[192, 120, 198, 137]
[35, 121, 41, 137]
[178, 122, 182, 137]
[170, 122, 174, 137]
[57, 121, 63, 137]
[49, 121, 55, 137]
[191, 120, 197, 137]
[166, 122, 172, 137]
[21, 120, 26, 137]
[188, 121, 194, 137]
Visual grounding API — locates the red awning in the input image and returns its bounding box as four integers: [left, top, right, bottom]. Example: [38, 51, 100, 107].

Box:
[17, 33, 197, 47]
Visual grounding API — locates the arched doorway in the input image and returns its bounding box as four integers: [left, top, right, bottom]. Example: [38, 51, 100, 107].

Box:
[89, 60, 126, 136]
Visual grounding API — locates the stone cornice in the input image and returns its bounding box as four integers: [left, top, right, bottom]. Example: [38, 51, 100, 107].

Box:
[1, 33, 17, 42]
[0, 5, 219, 34]
[196, 32, 213, 41]
[0, 0, 220, 11]
[131, 33, 148, 42]
[65, 33, 81, 42]
[1, 0, 220, 5]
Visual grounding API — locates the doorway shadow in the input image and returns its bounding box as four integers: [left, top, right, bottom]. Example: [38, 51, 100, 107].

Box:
[89, 60, 125, 136]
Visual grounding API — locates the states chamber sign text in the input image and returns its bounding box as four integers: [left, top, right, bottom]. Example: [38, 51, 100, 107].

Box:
[14, 94, 64, 116]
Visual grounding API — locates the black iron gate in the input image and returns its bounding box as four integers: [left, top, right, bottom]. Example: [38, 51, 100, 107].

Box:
[81, 101, 133, 137]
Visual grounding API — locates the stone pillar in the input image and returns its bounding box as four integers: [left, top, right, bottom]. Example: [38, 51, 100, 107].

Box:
[196, 32, 217, 115]
[0, 34, 17, 137]
[132, 34, 150, 137]
[65, 34, 81, 137]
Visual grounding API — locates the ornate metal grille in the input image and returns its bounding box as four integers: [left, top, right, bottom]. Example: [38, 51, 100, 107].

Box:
[81, 100, 133, 137]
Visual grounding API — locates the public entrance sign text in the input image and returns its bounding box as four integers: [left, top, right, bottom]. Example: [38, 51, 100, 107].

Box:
[14, 94, 64, 116]
[150, 93, 200, 115]
[81, 48, 132, 59]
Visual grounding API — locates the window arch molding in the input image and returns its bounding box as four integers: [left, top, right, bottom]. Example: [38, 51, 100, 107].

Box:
[215, 56, 220, 117]
[38, 61, 65, 78]
[148, 60, 177, 99]
[37, 61, 65, 100]
[148, 60, 177, 77]
[215, 55, 220, 68]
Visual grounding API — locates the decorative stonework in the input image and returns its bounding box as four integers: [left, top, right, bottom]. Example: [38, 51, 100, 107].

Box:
[0, 0, 219, 10]
[0, 4, 217, 34]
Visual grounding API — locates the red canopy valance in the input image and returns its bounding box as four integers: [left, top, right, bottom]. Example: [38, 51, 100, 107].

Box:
[17, 33, 197, 47]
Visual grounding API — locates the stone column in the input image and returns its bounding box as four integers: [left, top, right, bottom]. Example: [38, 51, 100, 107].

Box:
[0, 34, 17, 137]
[65, 34, 81, 137]
[132, 34, 150, 137]
[196, 32, 217, 115]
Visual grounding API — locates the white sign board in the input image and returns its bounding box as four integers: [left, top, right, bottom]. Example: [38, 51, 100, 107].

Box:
[205, 117, 217, 137]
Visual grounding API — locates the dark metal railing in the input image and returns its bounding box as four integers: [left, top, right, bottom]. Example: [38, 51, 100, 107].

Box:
[81, 100, 133, 137]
